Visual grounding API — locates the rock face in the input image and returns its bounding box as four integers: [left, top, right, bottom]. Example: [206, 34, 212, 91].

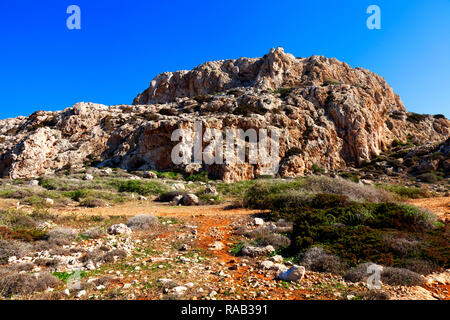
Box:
[0, 48, 448, 181]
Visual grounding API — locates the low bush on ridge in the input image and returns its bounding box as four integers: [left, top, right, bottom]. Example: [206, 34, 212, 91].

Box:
[242, 177, 448, 275]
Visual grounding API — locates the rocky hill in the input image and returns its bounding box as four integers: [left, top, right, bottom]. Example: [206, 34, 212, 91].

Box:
[0, 48, 448, 181]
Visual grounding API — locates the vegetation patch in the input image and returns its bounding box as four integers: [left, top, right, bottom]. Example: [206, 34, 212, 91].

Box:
[116, 180, 167, 196]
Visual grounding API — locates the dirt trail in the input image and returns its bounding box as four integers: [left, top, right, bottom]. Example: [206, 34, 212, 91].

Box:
[407, 197, 450, 221]
[57, 201, 264, 218]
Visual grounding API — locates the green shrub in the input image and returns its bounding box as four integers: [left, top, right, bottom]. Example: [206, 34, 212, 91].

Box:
[63, 189, 91, 202]
[378, 184, 430, 199]
[116, 180, 167, 196]
[406, 113, 427, 124]
[234, 102, 268, 116]
[312, 164, 325, 174]
[157, 171, 183, 180]
[38, 178, 58, 190]
[322, 77, 341, 86]
[185, 171, 211, 182]
[417, 172, 442, 183]
[272, 87, 294, 98]
[285, 147, 302, 158]
[282, 201, 443, 269]
[339, 172, 360, 183]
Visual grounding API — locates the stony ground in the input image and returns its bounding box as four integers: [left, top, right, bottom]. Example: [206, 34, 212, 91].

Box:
[1, 197, 448, 301]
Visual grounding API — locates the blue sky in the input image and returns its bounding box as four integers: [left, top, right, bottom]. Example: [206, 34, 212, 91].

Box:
[0, 0, 449, 119]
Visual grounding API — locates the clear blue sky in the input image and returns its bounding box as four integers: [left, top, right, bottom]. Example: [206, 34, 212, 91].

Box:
[0, 0, 449, 120]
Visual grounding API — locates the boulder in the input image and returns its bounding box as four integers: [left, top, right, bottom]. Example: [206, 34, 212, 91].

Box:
[107, 224, 132, 235]
[181, 194, 199, 206]
[143, 171, 158, 179]
[241, 245, 275, 257]
[277, 265, 306, 282]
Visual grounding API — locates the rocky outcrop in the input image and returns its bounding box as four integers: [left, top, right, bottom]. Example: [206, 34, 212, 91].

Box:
[0, 48, 448, 181]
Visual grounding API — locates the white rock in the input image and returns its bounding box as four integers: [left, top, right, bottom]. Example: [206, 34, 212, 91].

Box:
[272, 263, 288, 272]
[254, 218, 264, 226]
[77, 290, 87, 298]
[260, 260, 274, 270]
[172, 286, 188, 295]
[143, 171, 158, 179]
[45, 198, 54, 205]
[107, 223, 132, 235]
[64, 289, 70, 296]
[172, 183, 185, 190]
[83, 174, 94, 181]
[182, 194, 199, 206]
[204, 186, 218, 196]
[85, 261, 96, 270]
[277, 265, 306, 282]
[208, 241, 225, 251]
[29, 180, 39, 186]
[171, 194, 183, 205]
[123, 283, 132, 289]
[241, 245, 275, 257]
[269, 255, 284, 263]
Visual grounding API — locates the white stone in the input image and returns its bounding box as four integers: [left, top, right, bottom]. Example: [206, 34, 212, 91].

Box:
[77, 290, 86, 298]
[208, 241, 225, 251]
[107, 223, 132, 235]
[277, 265, 306, 282]
[260, 260, 274, 269]
[173, 286, 188, 295]
[254, 218, 264, 226]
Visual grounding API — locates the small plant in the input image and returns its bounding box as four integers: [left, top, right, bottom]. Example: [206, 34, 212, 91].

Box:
[0, 272, 61, 297]
[234, 102, 268, 116]
[229, 241, 246, 256]
[322, 77, 341, 86]
[272, 87, 294, 98]
[378, 184, 430, 199]
[312, 164, 325, 174]
[406, 113, 428, 124]
[416, 172, 442, 183]
[285, 147, 302, 158]
[116, 180, 167, 195]
[38, 178, 58, 190]
[185, 171, 211, 182]
[339, 172, 360, 183]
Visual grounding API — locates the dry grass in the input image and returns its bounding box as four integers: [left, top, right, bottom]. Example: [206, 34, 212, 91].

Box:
[0, 272, 61, 297]
[300, 246, 346, 274]
[126, 214, 159, 231]
[344, 263, 425, 286]
[0, 240, 33, 264]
